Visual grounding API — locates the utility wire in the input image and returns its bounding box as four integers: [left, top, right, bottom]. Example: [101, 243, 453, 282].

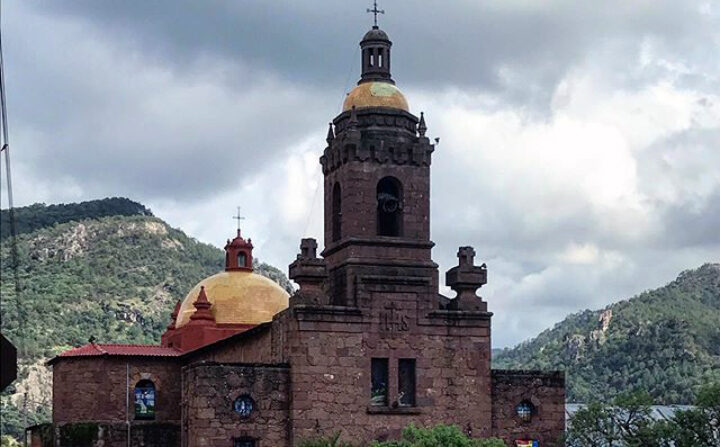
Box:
[0, 0, 26, 358]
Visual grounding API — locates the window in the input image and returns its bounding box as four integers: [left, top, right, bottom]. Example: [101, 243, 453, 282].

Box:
[377, 177, 403, 236]
[233, 394, 255, 418]
[234, 439, 256, 447]
[370, 358, 388, 406]
[134, 380, 155, 420]
[332, 182, 342, 242]
[516, 401, 534, 422]
[398, 359, 416, 407]
[237, 252, 247, 268]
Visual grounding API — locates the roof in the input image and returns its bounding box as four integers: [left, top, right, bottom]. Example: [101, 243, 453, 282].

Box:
[48, 343, 181, 365]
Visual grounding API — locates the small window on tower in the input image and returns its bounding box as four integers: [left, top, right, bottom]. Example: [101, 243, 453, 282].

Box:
[398, 359, 416, 407]
[378, 50, 383, 68]
[370, 358, 388, 406]
[237, 252, 247, 268]
[377, 176, 403, 237]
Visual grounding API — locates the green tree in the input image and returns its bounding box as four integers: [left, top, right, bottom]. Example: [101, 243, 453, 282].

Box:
[669, 383, 720, 447]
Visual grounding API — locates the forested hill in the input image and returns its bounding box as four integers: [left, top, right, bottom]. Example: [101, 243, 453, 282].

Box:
[0, 197, 151, 239]
[0, 198, 292, 441]
[494, 264, 720, 404]
[0, 198, 292, 356]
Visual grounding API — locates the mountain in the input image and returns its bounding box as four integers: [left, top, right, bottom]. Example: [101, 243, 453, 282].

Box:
[494, 264, 720, 404]
[0, 197, 151, 240]
[0, 198, 293, 442]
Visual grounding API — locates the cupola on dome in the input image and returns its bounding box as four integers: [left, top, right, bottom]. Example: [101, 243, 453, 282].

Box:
[174, 230, 289, 328]
[341, 25, 409, 112]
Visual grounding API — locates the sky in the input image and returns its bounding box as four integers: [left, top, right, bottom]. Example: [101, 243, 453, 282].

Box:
[2, 0, 719, 348]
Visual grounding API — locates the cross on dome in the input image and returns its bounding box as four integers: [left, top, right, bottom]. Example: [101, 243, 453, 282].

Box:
[233, 206, 245, 235]
[367, 0, 385, 27]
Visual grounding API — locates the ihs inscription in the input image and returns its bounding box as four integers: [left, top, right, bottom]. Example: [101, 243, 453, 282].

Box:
[380, 301, 409, 334]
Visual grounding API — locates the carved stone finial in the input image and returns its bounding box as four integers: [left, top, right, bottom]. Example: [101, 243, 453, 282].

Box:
[326, 123, 335, 145]
[458, 246, 475, 267]
[445, 246, 488, 311]
[418, 112, 427, 137]
[166, 300, 182, 330]
[289, 238, 328, 306]
[189, 286, 215, 323]
[299, 238, 318, 259]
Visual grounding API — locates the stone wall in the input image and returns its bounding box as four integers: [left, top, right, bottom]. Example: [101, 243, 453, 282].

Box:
[277, 290, 494, 445]
[52, 357, 181, 424]
[182, 362, 290, 447]
[491, 370, 566, 446]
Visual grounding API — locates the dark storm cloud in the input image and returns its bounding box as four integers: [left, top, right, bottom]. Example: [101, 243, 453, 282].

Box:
[34, 0, 713, 108]
[6, 1, 719, 348]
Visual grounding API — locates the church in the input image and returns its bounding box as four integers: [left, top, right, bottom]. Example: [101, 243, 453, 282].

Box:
[35, 20, 565, 447]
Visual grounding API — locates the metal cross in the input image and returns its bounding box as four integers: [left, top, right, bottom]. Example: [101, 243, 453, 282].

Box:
[233, 206, 245, 232]
[367, 0, 384, 27]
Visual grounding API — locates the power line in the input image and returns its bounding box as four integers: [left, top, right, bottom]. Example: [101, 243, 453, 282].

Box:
[0, 0, 26, 356]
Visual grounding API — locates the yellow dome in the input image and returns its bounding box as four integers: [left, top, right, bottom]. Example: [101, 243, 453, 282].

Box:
[343, 82, 409, 112]
[175, 270, 289, 328]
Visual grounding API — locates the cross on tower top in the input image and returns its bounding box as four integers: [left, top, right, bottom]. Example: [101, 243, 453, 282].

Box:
[233, 206, 245, 234]
[366, 0, 385, 27]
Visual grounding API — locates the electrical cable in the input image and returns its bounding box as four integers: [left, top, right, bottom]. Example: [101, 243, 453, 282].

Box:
[0, 0, 26, 357]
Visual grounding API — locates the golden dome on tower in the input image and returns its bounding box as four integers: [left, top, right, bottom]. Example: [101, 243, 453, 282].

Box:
[342, 82, 409, 112]
[175, 270, 289, 328]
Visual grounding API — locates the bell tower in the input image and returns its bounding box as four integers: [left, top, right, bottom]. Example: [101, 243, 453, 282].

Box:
[319, 24, 437, 307]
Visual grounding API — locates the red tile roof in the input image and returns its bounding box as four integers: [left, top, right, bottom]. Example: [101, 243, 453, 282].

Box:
[50, 343, 181, 364]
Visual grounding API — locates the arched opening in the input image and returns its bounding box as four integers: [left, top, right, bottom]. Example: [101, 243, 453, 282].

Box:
[237, 252, 247, 268]
[377, 177, 403, 237]
[332, 182, 342, 242]
[134, 379, 156, 420]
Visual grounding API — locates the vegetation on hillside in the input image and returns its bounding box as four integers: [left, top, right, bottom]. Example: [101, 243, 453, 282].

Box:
[494, 264, 720, 404]
[0, 198, 293, 442]
[0, 198, 151, 240]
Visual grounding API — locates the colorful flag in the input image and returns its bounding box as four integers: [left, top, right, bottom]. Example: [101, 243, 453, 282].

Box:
[515, 441, 539, 447]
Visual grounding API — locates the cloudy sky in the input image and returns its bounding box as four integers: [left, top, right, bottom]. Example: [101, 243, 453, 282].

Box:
[3, 1, 719, 348]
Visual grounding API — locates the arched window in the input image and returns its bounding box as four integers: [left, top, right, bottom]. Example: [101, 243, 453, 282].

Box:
[134, 380, 156, 420]
[332, 182, 342, 242]
[237, 252, 247, 268]
[376, 177, 403, 237]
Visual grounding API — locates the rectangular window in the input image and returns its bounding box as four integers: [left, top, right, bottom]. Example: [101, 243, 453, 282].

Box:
[398, 359, 416, 407]
[370, 358, 388, 406]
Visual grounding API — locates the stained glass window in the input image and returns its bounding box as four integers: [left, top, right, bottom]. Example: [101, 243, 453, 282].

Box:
[134, 380, 155, 420]
[233, 395, 254, 418]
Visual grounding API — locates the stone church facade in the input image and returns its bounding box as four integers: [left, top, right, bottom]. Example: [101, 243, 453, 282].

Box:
[36, 24, 565, 447]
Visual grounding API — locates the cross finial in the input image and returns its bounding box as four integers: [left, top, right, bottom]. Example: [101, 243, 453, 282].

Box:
[367, 0, 384, 27]
[233, 206, 245, 234]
